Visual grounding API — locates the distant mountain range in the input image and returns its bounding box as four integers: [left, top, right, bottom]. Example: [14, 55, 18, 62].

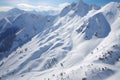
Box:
[0, 0, 120, 80]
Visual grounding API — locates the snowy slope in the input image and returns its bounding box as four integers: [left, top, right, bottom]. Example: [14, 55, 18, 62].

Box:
[0, 11, 57, 60]
[99, 2, 120, 24]
[0, 0, 120, 80]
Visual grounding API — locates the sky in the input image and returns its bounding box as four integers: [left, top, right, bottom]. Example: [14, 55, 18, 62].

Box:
[0, 0, 120, 11]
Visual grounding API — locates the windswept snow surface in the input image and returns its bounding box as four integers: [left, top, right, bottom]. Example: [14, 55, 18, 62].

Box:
[0, 0, 120, 80]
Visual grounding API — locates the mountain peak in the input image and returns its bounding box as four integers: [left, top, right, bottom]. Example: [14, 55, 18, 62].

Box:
[78, 0, 84, 4]
[0, 1, 120, 80]
[8, 8, 24, 13]
[104, 1, 120, 8]
[9, 8, 21, 11]
[78, 0, 88, 5]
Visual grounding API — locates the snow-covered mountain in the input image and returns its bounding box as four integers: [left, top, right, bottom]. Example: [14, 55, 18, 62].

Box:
[0, 0, 120, 80]
[0, 9, 57, 60]
[0, 8, 25, 20]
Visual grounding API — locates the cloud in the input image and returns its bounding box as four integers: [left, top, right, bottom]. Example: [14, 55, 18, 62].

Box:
[59, 2, 70, 9]
[0, 6, 12, 11]
[16, 3, 70, 11]
[17, 3, 58, 11]
[0, 2, 70, 12]
[17, 3, 35, 11]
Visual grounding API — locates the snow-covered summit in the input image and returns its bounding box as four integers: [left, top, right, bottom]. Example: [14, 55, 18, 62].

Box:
[99, 2, 120, 24]
[60, 0, 100, 17]
[0, 1, 120, 80]
[8, 8, 25, 15]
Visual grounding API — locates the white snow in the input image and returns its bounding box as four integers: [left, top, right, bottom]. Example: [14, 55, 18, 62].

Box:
[0, 0, 120, 80]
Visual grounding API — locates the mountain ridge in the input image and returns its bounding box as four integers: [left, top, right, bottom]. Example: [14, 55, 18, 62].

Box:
[0, 1, 120, 80]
